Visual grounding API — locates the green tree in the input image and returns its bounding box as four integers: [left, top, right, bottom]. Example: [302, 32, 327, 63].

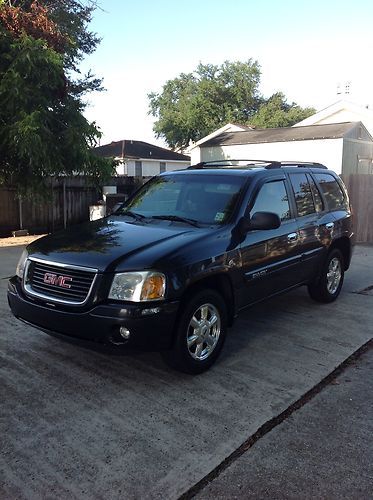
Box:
[148, 60, 262, 150]
[250, 92, 315, 128]
[148, 62, 315, 150]
[0, 1, 114, 195]
[33, 0, 103, 94]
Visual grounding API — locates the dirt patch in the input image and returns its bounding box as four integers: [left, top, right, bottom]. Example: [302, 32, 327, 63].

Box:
[0, 234, 46, 248]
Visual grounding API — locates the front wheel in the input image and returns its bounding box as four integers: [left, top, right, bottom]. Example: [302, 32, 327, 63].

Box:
[162, 289, 227, 374]
[308, 249, 345, 303]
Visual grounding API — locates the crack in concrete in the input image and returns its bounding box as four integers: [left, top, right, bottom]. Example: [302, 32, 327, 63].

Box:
[352, 285, 373, 296]
[179, 338, 373, 500]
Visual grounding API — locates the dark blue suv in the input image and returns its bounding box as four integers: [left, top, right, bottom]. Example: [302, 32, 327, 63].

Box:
[8, 160, 354, 373]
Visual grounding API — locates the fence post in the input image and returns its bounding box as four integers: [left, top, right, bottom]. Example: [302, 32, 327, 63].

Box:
[50, 177, 54, 232]
[18, 197, 23, 230]
[63, 178, 67, 229]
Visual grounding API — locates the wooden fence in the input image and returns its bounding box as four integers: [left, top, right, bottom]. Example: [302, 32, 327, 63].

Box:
[0, 176, 145, 237]
[0, 177, 100, 237]
[0, 174, 372, 242]
[342, 174, 373, 243]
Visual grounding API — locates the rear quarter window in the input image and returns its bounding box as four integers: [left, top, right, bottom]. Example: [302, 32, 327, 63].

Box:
[314, 173, 348, 210]
[289, 173, 316, 217]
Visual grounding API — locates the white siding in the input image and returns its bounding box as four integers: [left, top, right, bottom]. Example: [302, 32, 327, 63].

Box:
[199, 139, 344, 174]
[142, 161, 160, 177]
[191, 147, 202, 164]
[164, 160, 190, 172]
[126, 159, 190, 177]
[115, 160, 126, 176]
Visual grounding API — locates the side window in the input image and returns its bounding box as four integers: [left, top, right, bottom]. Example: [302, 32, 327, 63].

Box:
[250, 180, 290, 222]
[314, 173, 347, 210]
[289, 173, 315, 217]
[135, 161, 142, 177]
[307, 174, 324, 212]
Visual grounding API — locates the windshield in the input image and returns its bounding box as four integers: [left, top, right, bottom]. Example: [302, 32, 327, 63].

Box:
[116, 173, 247, 225]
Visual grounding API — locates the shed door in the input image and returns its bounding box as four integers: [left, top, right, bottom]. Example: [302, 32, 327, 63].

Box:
[358, 158, 373, 174]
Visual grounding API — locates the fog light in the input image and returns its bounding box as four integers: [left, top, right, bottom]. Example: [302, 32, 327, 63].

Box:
[119, 326, 130, 340]
[141, 307, 161, 316]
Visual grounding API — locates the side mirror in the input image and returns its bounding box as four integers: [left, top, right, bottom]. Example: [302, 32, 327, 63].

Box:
[236, 216, 251, 235]
[235, 211, 281, 237]
[250, 211, 281, 230]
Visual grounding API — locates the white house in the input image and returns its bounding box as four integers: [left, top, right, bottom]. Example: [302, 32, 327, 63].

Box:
[295, 100, 373, 137]
[190, 122, 373, 175]
[94, 139, 190, 177]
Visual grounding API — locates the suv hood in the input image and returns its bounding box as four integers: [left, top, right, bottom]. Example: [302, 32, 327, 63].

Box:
[27, 217, 201, 272]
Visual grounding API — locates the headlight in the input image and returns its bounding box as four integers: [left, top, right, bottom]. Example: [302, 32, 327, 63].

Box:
[16, 249, 28, 279]
[108, 271, 166, 302]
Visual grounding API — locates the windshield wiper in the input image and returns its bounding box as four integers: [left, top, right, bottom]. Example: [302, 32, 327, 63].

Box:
[119, 210, 146, 221]
[151, 215, 200, 227]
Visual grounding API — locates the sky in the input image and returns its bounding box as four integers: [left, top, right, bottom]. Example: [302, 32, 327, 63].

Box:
[80, 0, 373, 146]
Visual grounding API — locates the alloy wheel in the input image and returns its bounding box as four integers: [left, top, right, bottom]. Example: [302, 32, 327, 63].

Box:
[186, 303, 221, 361]
[326, 257, 342, 294]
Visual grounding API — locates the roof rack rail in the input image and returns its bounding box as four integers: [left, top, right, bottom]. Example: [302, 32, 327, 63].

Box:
[189, 159, 268, 169]
[189, 160, 328, 170]
[265, 161, 327, 170]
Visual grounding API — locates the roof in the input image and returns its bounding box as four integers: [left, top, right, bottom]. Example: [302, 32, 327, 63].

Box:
[295, 100, 373, 128]
[201, 122, 363, 147]
[188, 123, 252, 151]
[93, 140, 190, 161]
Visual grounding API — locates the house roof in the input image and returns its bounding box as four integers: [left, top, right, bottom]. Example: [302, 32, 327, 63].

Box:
[201, 122, 364, 147]
[93, 140, 190, 161]
[295, 100, 373, 128]
[189, 123, 252, 150]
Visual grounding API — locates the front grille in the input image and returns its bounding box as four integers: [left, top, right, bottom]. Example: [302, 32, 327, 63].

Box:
[25, 259, 96, 304]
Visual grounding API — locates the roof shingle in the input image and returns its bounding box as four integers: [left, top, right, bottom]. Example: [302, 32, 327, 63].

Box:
[202, 122, 361, 147]
[93, 140, 190, 161]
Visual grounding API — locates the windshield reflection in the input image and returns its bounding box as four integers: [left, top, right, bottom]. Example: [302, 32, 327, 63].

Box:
[115, 173, 246, 225]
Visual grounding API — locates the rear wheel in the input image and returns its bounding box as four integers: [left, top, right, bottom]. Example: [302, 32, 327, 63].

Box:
[308, 249, 344, 303]
[162, 289, 227, 374]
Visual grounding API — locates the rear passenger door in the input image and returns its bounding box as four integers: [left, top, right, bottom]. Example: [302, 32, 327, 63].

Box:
[313, 171, 353, 250]
[287, 172, 333, 282]
[239, 178, 302, 306]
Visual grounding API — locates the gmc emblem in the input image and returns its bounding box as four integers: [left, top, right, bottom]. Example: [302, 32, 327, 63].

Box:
[43, 272, 73, 289]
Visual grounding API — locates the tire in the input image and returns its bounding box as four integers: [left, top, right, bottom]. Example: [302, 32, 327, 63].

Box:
[162, 289, 228, 374]
[308, 248, 345, 303]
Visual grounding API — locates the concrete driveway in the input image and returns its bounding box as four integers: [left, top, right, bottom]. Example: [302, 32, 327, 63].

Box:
[1, 245, 372, 499]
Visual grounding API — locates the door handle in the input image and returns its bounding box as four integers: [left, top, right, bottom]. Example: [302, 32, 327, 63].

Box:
[287, 232, 298, 242]
[325, 222, 334, 230]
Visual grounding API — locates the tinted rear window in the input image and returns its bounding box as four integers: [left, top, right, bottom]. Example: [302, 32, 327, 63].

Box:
[307, 174, 324, 212]
[289, 173, 315, 217]
[314, 173, 347, 210]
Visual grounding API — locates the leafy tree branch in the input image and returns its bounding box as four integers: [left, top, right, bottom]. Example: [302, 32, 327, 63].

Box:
[0, 1, 115, 195]
[148, 61, 315, 150]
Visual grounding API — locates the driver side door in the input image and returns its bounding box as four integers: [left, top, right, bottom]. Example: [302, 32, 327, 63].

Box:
[239, 178, 302, 308]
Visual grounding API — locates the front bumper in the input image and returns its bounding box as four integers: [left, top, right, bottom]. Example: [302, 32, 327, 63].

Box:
[7, 276, 179, 350]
